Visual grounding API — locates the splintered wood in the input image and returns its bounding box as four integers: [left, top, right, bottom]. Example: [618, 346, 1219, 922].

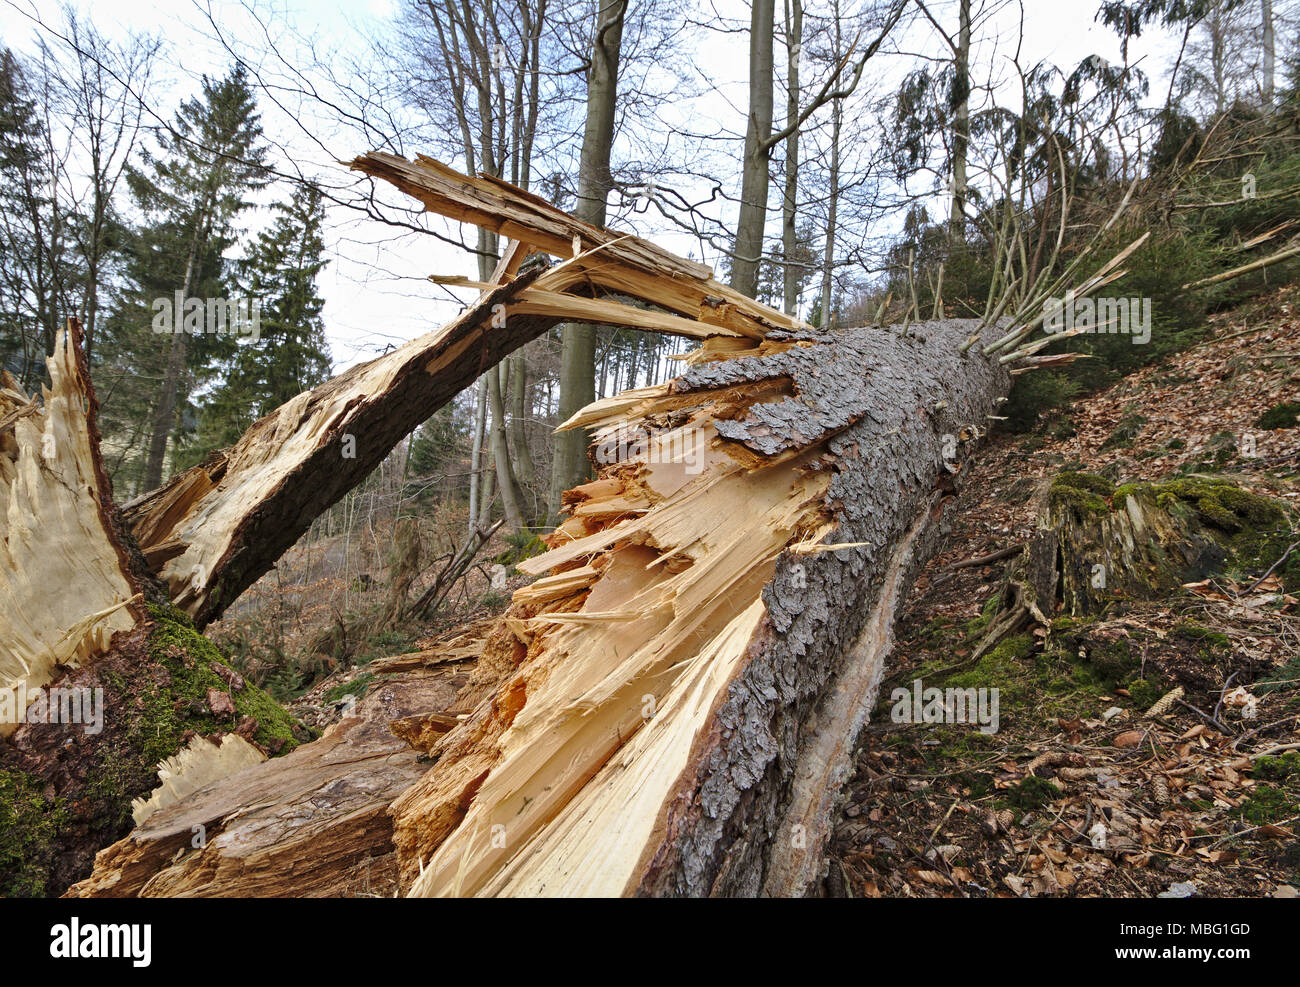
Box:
[383, 316, 1011, 898]
[121, 274, 557, 628]
[0, 322, 141, 736]
[351, 151, 808, 342]
[393, 358, 833, 897]
[122, 155, 813, 631]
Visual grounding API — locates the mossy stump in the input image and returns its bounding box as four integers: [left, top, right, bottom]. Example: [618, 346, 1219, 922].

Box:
[0, 605, 307, 897]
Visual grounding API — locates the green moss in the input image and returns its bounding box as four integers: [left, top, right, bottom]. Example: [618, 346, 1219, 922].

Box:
[1054, 471, 1116, 497]
[1135, 478, 1284, 533]
[142, 604, 302, 757]
[915, 617, 958, 648]
[493, 531, 548, 569]
[1234, 784, 1297, 825]
[324, 673, 376, 705]
[956, 770, 995, 798]
[1253, 753, 1300, 782]
[946, 634, 1035, 701]
[1256, 402, 1300, 430]
[1049, 471, 1114, 520]
[1110, 477, 1295, 591]
[0, 769, 65, 897]
[1172, 621, 1231, 649]
[1001, 776, 1061, 811]
[1126, 677, 1164, 710]
[964, 595, 1002, 639]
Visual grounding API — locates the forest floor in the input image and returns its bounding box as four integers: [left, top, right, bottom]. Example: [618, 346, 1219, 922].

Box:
[823, 286, 1300, 899]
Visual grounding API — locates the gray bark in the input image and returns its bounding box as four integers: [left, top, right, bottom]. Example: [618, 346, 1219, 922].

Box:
[950, 0, 971, 241]
[731, 0, 776, 299]
[632, 318, 1011, 896]
[1262, 0, 1275, 107]
[781, 0, 803, 316]
[548, 0, 628, 523]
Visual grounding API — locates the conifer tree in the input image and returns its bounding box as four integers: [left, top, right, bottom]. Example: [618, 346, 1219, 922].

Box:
[125, 62, 268, 489]
[185, 184, 332, 462]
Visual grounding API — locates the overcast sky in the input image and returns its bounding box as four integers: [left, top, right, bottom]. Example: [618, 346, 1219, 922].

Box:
[1, 0, 1186, 369]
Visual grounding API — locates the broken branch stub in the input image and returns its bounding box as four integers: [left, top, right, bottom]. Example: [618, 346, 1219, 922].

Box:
[123, 272, 556, 627]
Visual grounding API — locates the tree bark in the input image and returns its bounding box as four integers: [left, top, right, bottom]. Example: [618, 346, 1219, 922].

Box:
[950, 0, 971, 241]
[25, 158, 1023, 899]
[781, 0, 803, 316]
[468, 375, 486, 536]
[732, 0, 776, 299]
[488, 360, 526, 532]
[820, 5, 843, 328]
[1262, 0, 1275, 108]
[142, 225, 203, 491]
[549, 0, 628, 524]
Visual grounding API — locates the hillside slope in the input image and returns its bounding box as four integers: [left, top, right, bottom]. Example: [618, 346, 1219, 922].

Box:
[824, 287, 1300, 899]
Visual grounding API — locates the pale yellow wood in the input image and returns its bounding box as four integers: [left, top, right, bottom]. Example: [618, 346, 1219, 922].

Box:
[0, 324, 139, 736]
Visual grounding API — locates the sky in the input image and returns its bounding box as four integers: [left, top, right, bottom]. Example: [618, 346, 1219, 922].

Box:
[0, 0, 1189, 370]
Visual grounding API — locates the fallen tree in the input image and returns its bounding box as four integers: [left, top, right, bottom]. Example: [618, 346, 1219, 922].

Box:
[8, 154, 1132, 897]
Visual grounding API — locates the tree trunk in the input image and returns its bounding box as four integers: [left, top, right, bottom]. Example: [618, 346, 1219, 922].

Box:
[19, 158, 1024, 899]
[0, 320, 308, 897]
[72, 311, 1011, 899]
[549, 0, 628, 524]
[732, 0, 776, 299]
[509, 350, 533, 505]
[388, 316, 1008, 898]
[468, 375, 487, 536]
[950, 0, 971, 241]
[488, 360, 525, 532]
[142, 227, 202, 491]
[1262, 0, 1275, 108]
[820, 85, 841, 326]
[781, 0, 803, 316]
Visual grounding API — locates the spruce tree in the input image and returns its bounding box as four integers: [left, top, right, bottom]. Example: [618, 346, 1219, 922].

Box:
[0, 49, 78, 389]
[124, 62, 268, 490]
[183, 183, 332, 464]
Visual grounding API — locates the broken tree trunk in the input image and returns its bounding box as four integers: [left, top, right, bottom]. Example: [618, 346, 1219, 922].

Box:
[124, 152, 802, 630]
[386, 319, 1008, 897]
[65, 656, 470, 898]
[74, 318, 1009, 899]
[0, 321, 310, 897]
[1, 323, 143, 731]
[31, 156, 1035, 897]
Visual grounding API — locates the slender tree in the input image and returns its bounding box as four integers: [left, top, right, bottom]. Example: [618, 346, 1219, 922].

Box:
[547, 0, 629, 522]
[185, 184, 332, 460]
